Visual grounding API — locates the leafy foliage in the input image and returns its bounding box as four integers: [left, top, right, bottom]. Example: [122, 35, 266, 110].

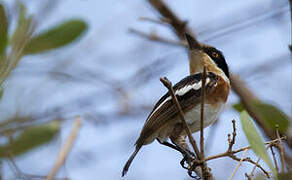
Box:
[0, 2, 87, 161]
[0, 3, 8, 56]
[0, 88, 3, 99]
[0, 121, 60, 158]
[240, 111, 277, 177]
[233, 101, 289, 133]
[24, 19, 88, 54]
[278, 171, 292, 180]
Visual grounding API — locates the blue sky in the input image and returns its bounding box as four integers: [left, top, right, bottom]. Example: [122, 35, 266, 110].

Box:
[1, 0, 291, 179]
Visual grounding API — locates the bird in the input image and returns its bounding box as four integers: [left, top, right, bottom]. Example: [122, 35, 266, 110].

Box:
[122, 33, 230, 177]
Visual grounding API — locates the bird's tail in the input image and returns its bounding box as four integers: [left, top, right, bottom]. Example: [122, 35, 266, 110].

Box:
[122, 145, 142, 177]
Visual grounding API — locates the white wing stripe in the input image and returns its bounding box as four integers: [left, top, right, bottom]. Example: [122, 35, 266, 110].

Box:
[175, 78, 210, 96]
[147, 96, 171, 121]
[147, 77, 212, 121]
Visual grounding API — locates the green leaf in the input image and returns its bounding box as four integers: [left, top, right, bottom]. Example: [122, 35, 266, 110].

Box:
[17, 1, 27, 25]
[0, 88, 3, 99]
[233, 101, 290, 133]
[278, 171, 292, 180]
[253, 102, 289, 133]
[232, 102, 244, 112]
[10, 1, 31, 49]
[0, 3, 8, 55]
[254, 175, 267, 180]
[240, 111, 277, 177]
[0, 121, 60, 158]
[24, 19, 88, 54]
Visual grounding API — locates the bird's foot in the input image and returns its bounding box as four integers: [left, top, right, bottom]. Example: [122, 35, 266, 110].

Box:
[180, 149, 196, 169]
[187, 161, 202, 179]
[180, 150, 202, 179]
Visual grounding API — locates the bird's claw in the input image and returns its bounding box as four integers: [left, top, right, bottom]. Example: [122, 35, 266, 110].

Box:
[180, 148, 197, 168]
[180, 150, 195, 169]
[187, 169, 201, 180]
[187, 162, 202, 179]
[179, 151, 202, 179]
[180, 155, 188, 169]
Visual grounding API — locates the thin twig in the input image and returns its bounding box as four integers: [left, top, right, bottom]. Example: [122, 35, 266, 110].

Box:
[7, 154, 22, 176]
[160, 77, 201, 158]
[147, 0, 193, 39]
[245, 158, 261, 180]
[129, 28, 186, 47]
[200, 67, 206, 158]
[245, 143, 277, 179]
[199, 67, 211, 180]
[8, 153, 67, 180]
[203, 123, 285, 178]
[228, 120, 237, 152]
[289, 0, 292, 52]
[270, 145, 279, 173]
[160, 77, 214, 180]
[139, 17, 171, 25]
[205, 136, 286, 161]
[228, 154, 270, 178]
[46, 117, 82, 180]
[229, 148, 249, 180]
[275, 126, 285, 173]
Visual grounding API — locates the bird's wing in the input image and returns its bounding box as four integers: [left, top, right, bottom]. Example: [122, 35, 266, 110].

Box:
[135, 72, 219, 146]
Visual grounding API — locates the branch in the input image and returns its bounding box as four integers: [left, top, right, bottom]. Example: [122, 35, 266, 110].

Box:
[46, 117, 82, 180]
[229, 149, 248, 180]
[204, 131, 286, 178]
[270, 145, 279, 173]
[160, 77, 214, 180]
[229, 155, 270, 178]
[147, 0, 193, 39]
[228, 120, 237, 152]
[205, 136, 286, 161]
[289, 0, 292, 51]
[7, 154, 67, 180]
[275, 126, 285, 173]
[199, 67, 212, 180]
[245, 140, 282, 179]
[200, 67, 207, 159]
[139, 16, 171, 25]
[159, 77, 201, 158]
[245, 158, 261, 180]
[129, 28, 186, 47]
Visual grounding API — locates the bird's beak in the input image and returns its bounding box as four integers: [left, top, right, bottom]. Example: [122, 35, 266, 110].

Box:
[185, 33, 201, 50]
[185, 33, 205, 74]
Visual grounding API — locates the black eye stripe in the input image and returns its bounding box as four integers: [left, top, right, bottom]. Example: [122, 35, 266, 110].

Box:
[203, 47, 230, 78]
[204, 47, 222, 59]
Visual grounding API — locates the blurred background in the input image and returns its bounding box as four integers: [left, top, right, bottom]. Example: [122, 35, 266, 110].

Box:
[0, 0, 291, 179]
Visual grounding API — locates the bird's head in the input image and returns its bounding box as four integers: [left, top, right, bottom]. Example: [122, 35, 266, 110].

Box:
[185, 33, 229, 81]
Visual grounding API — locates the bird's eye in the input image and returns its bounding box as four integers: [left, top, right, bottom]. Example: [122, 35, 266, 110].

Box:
[212, 52, 219, 58]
